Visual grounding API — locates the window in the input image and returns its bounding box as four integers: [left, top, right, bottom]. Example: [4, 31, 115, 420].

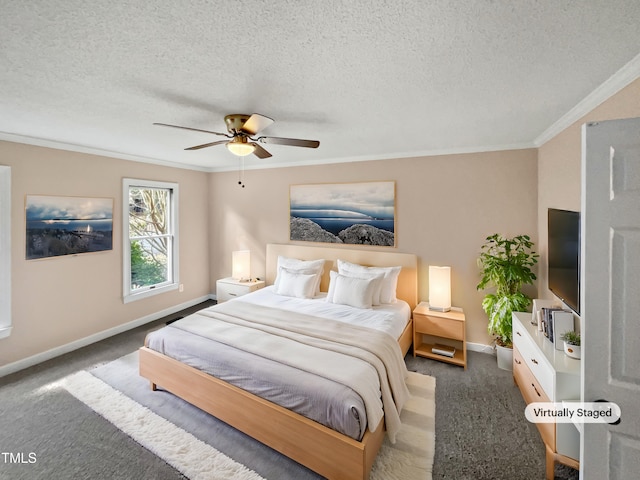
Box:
[123, 179, 179, 303]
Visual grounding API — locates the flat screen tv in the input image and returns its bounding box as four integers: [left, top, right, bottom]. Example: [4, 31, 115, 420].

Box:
[547, 208, 581, 315]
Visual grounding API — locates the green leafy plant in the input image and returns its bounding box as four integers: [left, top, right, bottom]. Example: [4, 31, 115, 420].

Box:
[130, 240, 166, 289]
[477, 234, 539, 348]
[560, 331, 581, 346]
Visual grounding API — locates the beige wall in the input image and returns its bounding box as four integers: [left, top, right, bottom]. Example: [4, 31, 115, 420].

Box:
[209, 149, 539, 347]
[0, 141, 211, 368]
[537, 77, 640, 303]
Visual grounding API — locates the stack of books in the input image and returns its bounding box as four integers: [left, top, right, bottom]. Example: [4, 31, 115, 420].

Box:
[540, 307, 564, 342]
[432, 343, 456, 357]
[540, 307, 575, 350]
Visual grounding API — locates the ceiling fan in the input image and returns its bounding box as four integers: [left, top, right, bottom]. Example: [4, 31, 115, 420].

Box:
[154, 113, 320, 159]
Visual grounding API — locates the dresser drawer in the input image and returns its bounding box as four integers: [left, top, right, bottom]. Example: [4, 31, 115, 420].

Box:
[514, 323, 555, 399]
[216, 283, 249, 300]
[513, 347, 555, 450]
[414, 313, 464, 340]
[513, 347, 550, 404]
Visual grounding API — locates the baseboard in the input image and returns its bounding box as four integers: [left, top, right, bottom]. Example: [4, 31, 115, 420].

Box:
[467, 341, 496, 355]
[0, 294, 215, 378]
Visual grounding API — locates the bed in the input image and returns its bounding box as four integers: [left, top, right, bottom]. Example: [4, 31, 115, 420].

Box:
[139, 243, 418, 480]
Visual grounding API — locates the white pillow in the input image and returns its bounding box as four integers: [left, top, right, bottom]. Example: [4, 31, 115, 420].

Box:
[326, 271, 377, 309]
[274, 267, 318, 299]
[275, 256, 324, 294]
[332, 269, 384, 305]
[326, 270, 339, 303]
[337, 259, 401, 304]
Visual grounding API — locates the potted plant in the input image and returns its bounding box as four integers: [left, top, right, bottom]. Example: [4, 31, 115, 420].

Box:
[560, 331, 581, 359]
[477, 234, 538, 370]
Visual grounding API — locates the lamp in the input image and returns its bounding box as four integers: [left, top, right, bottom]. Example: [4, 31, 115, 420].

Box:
[232, 250, 251, 282]
[226, 137, 256, 156]
[429, 265, 451, 312]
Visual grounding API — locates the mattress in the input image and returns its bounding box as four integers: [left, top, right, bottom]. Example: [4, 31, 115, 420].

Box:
[144, 289, 411, 441]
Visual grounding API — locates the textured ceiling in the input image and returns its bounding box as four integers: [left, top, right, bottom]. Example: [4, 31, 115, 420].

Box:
[1, 1, 640, 172]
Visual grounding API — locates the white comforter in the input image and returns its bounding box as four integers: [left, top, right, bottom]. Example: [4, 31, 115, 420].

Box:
[176, 299, 411, 442]
[237, 286, 411, 339]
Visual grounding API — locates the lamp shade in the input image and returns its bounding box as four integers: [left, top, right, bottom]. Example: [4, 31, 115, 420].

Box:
[232, 250, 251, 281]
[429, 266, 451, 312]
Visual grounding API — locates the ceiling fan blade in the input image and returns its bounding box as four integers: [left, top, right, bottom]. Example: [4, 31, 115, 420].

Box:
[257, 136, 319, 148]
[252, 143, 272, 159]
[184, 140, 228, 150]
[240, 113, 274, 135]
[153, 123, 229, 138]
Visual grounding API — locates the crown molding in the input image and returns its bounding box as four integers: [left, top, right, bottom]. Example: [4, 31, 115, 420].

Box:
[534, 52, 640, 147]
[205, 142, 536, 172]
[0, 132, 211, 172]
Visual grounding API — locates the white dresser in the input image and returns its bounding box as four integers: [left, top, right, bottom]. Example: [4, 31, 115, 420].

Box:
[512, 312, 581, 479]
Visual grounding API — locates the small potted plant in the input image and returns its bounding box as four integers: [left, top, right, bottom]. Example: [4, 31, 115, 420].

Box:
[477, 234, 538, 370]
[560, 331, 581, 359]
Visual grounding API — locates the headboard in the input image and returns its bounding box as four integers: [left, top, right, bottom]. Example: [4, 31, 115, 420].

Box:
[266, 243, 418, 310]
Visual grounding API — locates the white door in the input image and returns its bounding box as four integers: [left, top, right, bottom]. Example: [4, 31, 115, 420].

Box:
[581, 117, 640, 479]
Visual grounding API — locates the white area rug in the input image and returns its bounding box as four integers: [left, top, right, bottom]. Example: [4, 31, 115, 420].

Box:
[62, 359, 435, 480]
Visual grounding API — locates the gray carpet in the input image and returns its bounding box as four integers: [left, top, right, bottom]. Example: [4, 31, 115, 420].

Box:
[0, 300, 578, 480]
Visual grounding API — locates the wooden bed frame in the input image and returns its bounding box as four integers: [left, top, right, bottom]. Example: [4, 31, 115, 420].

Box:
[139, 243, 418, 480]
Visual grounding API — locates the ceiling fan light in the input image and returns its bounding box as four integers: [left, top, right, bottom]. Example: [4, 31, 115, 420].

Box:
[226, 137, 255, 156]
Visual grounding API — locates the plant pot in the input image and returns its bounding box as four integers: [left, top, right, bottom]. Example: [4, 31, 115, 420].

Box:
[564, 342, 581, 359]
[496, 344, 513, 371]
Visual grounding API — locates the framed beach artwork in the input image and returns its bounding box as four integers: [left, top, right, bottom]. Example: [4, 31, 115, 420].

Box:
[25, 195, 114, 260]
[290, 181, 396, 246]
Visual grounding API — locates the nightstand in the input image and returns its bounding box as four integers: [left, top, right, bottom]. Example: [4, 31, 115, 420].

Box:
[412, 302, 466, 369]
[216, 277, 265, 303]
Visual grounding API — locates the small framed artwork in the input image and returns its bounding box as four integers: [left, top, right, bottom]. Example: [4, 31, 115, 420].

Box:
[290, 181, 396, 246]
[25, 195, 114, 260]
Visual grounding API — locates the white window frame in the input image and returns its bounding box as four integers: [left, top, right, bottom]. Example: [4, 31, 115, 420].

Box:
[122, 178, 179, 303]
[0, 166, 11, 338]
